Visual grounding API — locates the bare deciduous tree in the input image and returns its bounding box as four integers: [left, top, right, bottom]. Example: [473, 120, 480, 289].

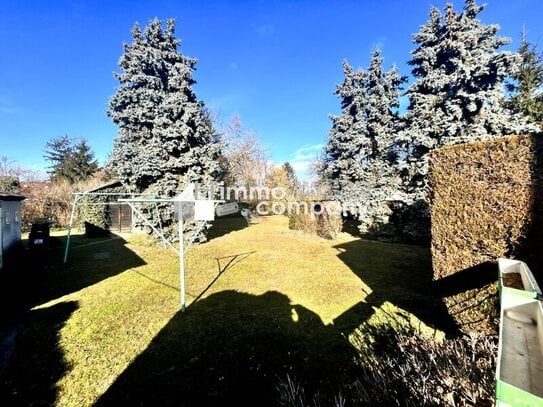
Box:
[221, 114, 271, 188]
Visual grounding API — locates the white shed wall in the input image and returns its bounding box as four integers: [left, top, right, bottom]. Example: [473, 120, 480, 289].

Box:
[1, 200, 22, 251]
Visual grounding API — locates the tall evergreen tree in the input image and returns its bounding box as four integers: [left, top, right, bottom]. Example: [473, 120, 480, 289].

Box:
[324, 61, 367, 201]
[324, 50, 405, 237]
[69, 139, 100, 182]
[400, 0, 537, 204]
[507, 34, 543, 128]
[282, 162, 298, 193]
[107, 19, 221, 197]
[44, 135, 98, 183]
[359, 50, 405, 236]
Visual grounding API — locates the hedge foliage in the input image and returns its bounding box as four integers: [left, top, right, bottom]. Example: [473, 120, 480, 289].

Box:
[429, 134, 543, 332]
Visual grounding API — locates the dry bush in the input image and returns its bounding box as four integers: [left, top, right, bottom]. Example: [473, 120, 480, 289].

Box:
[317, 207, 343, 239]
[351, 325, 496, 406]
[19, 171, 112, 229]
[429, 134, 543, 332]
[288, 210, 317, 235]
[277, 324, 497, 406]
[19, 181, 52, 228]
[288, 201, 342, 239]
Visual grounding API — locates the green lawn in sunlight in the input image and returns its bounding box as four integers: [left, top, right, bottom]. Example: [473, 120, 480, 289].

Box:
[0, 215, 451, 406]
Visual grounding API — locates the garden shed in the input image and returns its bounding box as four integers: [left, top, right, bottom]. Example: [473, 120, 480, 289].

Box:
[84, 180, 133, 233]
[0, 193, 25, 270]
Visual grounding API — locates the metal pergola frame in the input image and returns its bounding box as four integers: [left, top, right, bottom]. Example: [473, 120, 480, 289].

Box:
[64, 190, 223, 311]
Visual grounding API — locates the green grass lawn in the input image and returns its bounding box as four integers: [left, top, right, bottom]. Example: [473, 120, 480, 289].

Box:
[0, 216, 452, 406]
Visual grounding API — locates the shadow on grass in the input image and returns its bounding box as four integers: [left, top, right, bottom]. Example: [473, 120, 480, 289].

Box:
[433, 262, 500, 333]
[184, 252, 256, 303]
[341, 201, 432, 245]
[96, 234, 462, 405]
[341, 217, 361, 237]
[433, 261, 496, 298]
[332, 239, 459, 336]
[0, 234, 145, 329]
[215, 251, 255, 274]
[0, 301, 78, 406]
[96, 291, 358, 407]
[207, 215, 247, 241]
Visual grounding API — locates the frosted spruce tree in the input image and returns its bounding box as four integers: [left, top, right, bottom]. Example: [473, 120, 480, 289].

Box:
[108, 19, 221, 194]
[401, 0, 536, 203]
[324, 50, 405, 238]
[324, 62, 367, 202]
[507, 34, 543, 129]
[107, 19, 221, 236]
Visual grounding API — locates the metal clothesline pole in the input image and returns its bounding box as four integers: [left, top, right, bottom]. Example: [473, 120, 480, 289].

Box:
[179, 204, 186, 312]
[63, 188, 222, 312]
[63, 194, 80, 264]
[63, 191, 153, 264]
[124, 202, 177, 254]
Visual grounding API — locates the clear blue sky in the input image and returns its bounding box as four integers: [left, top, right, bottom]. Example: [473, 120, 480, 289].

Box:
[1, 0, 542, 178]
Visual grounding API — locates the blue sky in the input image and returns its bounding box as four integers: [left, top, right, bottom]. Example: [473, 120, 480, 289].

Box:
[1, 0, 542, 179]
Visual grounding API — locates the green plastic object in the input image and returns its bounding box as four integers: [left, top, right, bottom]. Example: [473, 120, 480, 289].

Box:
[496, 259, 543, 405]
[496, 380, 543, 406]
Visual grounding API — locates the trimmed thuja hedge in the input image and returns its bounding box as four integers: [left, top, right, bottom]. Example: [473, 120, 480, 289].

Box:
[429, 134, 543, 333]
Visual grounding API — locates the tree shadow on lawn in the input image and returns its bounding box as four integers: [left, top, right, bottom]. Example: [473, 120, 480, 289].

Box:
[0, 301, 78, 407]
[96, 238, 464, 406]
[188, 252, 256, 301]
[206, 215, 248, 241]
[0, 234, 145, 329]
[96, 290, 359, 407]
[332, 239, 459, 336]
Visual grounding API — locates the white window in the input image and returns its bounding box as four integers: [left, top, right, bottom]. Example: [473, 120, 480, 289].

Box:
[5, 212, 10, 225]
[15, 211, 20, 223]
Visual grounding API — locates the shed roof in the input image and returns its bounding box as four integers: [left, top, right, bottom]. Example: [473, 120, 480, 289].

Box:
[85, 180, 124, 193]
[0, 193, 25, 201]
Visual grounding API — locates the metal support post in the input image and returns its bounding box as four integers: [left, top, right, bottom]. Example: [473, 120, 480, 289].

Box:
[63, 194, 80, 264]
[179, 205, 186, 312]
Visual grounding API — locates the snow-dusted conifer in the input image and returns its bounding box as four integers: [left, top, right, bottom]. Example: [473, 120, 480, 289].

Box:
[107, 19, 221, 197]
[358, 50, 405, 236]
[400, 0, 537, 202]
[324, 61, 367, 203]
[507, 34, 543, 128]
[324, 50, 404, 237]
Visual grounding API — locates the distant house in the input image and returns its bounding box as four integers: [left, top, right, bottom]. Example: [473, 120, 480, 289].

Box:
[0, 193, 25, 269]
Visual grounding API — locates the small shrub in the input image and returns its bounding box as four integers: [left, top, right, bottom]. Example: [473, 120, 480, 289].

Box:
[77, 194, 109, 229]
[316, 208, 343, 240]
[351, 324, 497, 406]
[288, 201, 342, 239]
[360, 199, 431, 245]
[288, 210, 316, 235]
[277, 324, 497, 406]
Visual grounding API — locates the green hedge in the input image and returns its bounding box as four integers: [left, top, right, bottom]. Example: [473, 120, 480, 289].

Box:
[429, 134, 543, 332]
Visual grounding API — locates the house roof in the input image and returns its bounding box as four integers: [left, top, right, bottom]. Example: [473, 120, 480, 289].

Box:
[0, 193, 25, 201]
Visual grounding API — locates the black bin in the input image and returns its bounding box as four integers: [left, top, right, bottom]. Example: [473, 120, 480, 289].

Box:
[29, 221, 50, 249]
